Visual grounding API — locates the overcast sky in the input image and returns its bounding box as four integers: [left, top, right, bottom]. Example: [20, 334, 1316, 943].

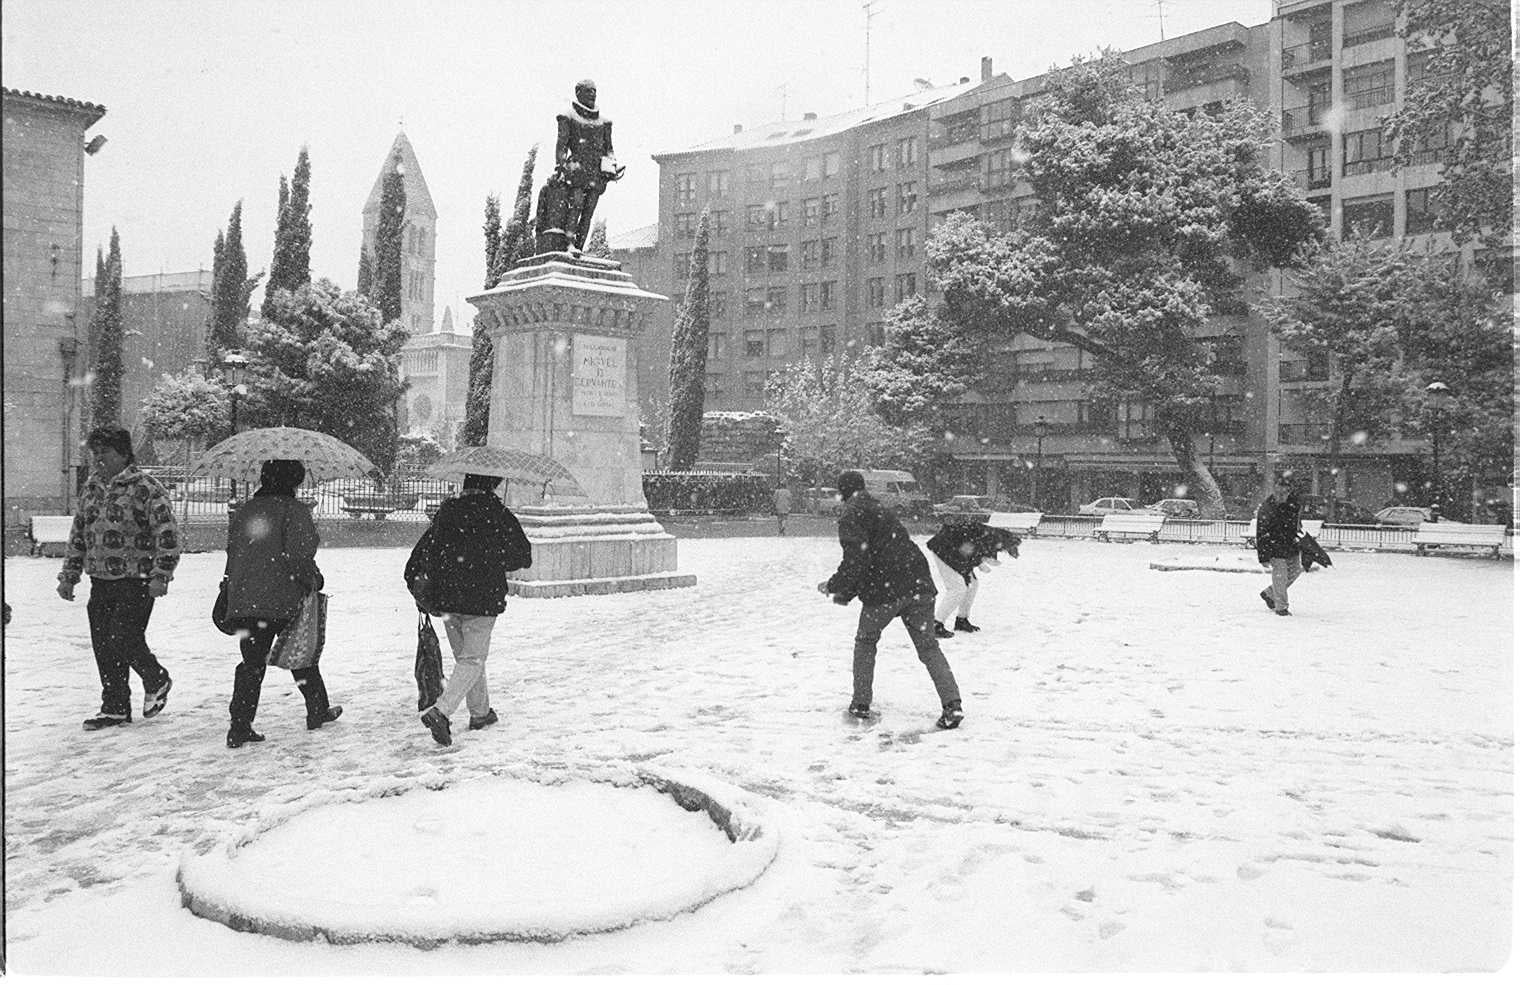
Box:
[5, 0, 1270, 329]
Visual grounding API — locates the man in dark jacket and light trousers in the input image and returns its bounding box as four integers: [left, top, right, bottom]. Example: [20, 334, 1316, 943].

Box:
[818, 471, 964, 729]
[1256, 474, 1304, 616]
[406, 474, 533, 745]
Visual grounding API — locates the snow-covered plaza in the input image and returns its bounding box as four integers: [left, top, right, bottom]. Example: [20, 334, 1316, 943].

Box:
[3, 534, 1512, 974]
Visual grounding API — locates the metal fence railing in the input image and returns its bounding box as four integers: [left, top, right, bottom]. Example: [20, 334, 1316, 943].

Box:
[141, 467, 459, 522]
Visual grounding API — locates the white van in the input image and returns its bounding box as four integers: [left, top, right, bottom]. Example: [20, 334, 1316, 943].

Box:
[849, 469, 932, 519]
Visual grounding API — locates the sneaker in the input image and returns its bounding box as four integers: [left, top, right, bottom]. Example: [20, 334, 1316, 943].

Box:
[953, 617, 981, 633]
[1259, 589, 1276, 611]
[83, 713, 131, 731]
[935, 703, 965, 730]
[143, 677, 173, 718]
[468, 708, 499, 731]
[421, 707, 452, 746]
[1276, 608, 1293, 617]
[933, 621, 955, 639]
[307, 705, 343, 730]
[847, 703, 872, 720]
[225, 727, 266, 748]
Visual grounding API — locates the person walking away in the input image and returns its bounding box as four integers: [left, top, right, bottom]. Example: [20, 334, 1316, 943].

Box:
[927, 519, 1021, 636]
[406, 473, 533, 746]
[773, 485, 792, 536]
[817, 470, 963, 729]
[57, 426, 179, 730]
[1256, 475, 1304, 616]
[222, 459, 340, 748]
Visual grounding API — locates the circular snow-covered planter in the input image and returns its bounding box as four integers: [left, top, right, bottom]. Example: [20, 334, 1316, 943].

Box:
[177, 764, 778, 947]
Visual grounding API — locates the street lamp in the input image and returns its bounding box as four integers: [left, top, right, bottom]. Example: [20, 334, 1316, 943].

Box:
[1424, 380, 1451, 516]
[1032, 414, 1050, 509]
[221, 350, 249, 502]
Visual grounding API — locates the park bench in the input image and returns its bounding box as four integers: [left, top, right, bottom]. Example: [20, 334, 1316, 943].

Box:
[1094, 512, 1165, 543]
[1243, 517, 1323, 548]
[1411, 522, 1507, 558]
[28, 515, 74, 557]
[986, 511, 1043, 536]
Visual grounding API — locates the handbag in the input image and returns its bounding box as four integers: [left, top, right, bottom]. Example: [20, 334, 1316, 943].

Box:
[414, 613, 444, 712]
[269, 591, 328, 670]
[212, 579, 236, 635]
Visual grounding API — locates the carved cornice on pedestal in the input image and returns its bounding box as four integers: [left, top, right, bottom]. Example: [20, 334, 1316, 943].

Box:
[468, 252, 668, 340]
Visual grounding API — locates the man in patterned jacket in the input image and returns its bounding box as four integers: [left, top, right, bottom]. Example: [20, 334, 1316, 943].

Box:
[57, 425, 180, 730]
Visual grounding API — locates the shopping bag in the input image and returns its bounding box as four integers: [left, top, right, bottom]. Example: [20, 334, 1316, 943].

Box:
[212, 579, 236, 635]
[269, 591, 328, 670]
[414, 614, 444, 712]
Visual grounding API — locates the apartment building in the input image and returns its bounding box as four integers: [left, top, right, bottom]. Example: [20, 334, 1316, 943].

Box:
[622, 0, 1496, 510]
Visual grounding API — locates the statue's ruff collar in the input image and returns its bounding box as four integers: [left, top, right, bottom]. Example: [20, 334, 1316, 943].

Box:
[570, 100, 600, 121]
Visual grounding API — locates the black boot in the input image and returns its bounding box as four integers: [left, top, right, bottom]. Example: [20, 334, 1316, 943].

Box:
[228, 658, 267, 742]
[295, 668, 343, 730]
[933, 620, 955, 639]
[953, 617, 981, 633]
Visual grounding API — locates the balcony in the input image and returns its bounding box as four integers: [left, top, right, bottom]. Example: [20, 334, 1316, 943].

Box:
[1281, 104, 1330, 139]
[1011, 367, 1099, 384]
[1346, 84, 1394, 110]
[928, 172, 979, 197]
[1343, 156, 1395, 178]
[1163, 63, 1249, 94]
[1293, 166, 1332, 191]
[1281, 38, 1332, 73]
[928, 128, 978, 152]
[1343, 23, 1396, 48]
[1278, 423, 1331, 445]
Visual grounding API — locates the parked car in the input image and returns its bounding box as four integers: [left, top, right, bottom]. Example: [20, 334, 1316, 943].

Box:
[933, 494, 995, 518]
[1142, 498, 1201, 519]
[1078, 496, 1141, 516]
[1374, 505, 1433, 528]
[801, 487, 843, 516]
[1299, 495, 1377, 525]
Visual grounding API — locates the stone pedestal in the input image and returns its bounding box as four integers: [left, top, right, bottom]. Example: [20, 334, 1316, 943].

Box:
[467, 253, 696, 598]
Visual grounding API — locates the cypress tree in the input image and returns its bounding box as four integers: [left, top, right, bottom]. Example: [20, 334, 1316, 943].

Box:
[373, 150, 406, 325]
[585, 220, 612, 259]
[356, 247, 374, 298]
[459, 314, 493, 446]
[666, 211, 712, 469]
[482, 194, 503, 288]
[498, 144, 538, 271]
[91, 228, 125, 428]
[206, 200, 252, 361]
[264, 148, 312, 315]
[261, 174, 291, 318]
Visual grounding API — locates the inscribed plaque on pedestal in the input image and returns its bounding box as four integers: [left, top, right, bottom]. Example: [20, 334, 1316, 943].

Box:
[571, 334, 624, 417]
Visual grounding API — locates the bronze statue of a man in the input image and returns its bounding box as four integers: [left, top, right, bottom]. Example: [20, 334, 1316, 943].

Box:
[533, 79, 625, 254]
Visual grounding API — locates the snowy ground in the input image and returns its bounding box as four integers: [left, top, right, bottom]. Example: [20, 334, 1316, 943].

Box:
[3, 535, 1513, 974]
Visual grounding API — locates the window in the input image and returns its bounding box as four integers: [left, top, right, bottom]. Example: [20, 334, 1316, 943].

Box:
[984, 147, 1014, 190]
[820, 325, 837, 354]
[823, 150, 841, 179]
[864, 322, 884, 347]
[770, 201, 789, 228]
[705, 372, 726, 398]
[676, 173, 697, 207]
[981, 97, 1018, 142]
[868, 187, 888, 219]
[767, 327, 789, 357]
[1343, 127, 1390, 176]
[1305, 142, 1331, 189]
[710, 251, 729, 276]
[1343, 60, 1394, 109]
[820, 280, 836, 311]
[1342, 194, 1393, 238]
[894, 272, 917, 302]
[744, 246, 767, 273]
[709, 209, 731, 236]
[744, 329, 765, 356]
[868, 143, 888, 172]
[766, 286, 787, 312]
[745, 164, 768, 185]
[746, 204, 769, 229]
[674, 252, 691, 280]
[743, 370, 767, 396]
[675, 212, 699, 239]
[803, 156, 821, 182]
[706, 332, 727, 360]
[800, 282, 820, 314]
[745, 287, 767, 315]
[896, 182, 918, 215]
[799, 325, 819, 357]
[896, 136, 919, 169]
[821, 193, 839, 223]
[767, 243, 789, 272]
[711, 291, 728, 319]
[770, 162, 790, 189]
[706, 170, 731, 197]
[1130, 62, 1162, 100]
[1404, 186, 1443, 234]
[802, 197, 820, 227]
[1409, 124, 1452, 166]
[895, 227, 916, 259]
[867, 232, 887, 263]
[867, 277, 886, 307]
[820, 237, 837, 268]
[800, 239, 820, 270]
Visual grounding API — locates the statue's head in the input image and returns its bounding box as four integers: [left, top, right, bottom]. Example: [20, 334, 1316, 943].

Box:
[575, 79, 597, 110]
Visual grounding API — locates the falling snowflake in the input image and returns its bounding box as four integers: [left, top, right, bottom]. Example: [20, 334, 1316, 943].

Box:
[1350, 430, 1369, 446]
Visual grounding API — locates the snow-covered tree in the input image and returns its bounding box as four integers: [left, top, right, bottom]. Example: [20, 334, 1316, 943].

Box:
[459, 315, 494, 448]
[497, 145, 538, 273]
[666, 211, 712, 469]
[139, 370, 231, 464]
[205, 200, 262, 363]
[584, 220, 612, 259]
[373, 151, 406, 326]
[264, 147, 313, 318]
[394, 431, 446, 472]
[1387, 0, 1512, 250]
[482, 194, 503, 288]
[860, 295, 979, 430]
[241, 279, 408, 472]
[90, 228, 125, 429]
[922, 54, 1324, 516]
[356, 247, 374, 298]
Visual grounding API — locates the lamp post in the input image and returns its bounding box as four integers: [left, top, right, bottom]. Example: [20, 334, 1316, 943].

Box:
[1424, 380, 1451, 516]
[1032, 414, 1049, 509]
[221, 350, 249, 502]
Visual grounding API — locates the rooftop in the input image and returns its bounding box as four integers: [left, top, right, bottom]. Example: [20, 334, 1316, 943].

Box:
[2, 86, 107, 124]
[609, 223, 659, 251]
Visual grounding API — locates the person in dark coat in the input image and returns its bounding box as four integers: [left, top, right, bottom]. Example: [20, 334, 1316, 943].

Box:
[222, 459, 339, 748]
[1256, 475, 1305, 616]
[405, 473, 532, 746]
[817, 470, 964, 729]
[926, 520, 1021, 636]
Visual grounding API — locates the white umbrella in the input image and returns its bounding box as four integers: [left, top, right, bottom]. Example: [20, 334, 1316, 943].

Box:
[425, 445, 587, 498]
[188, 427, 379, 485]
